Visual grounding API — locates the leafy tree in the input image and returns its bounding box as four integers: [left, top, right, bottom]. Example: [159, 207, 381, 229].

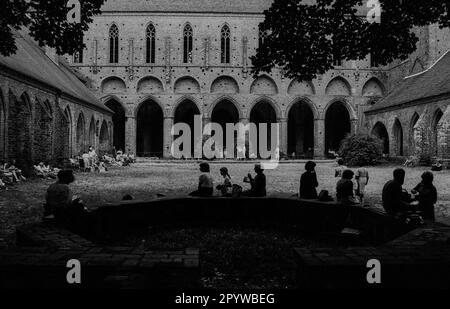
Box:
[252, 0, 450, 81]
[0, 0, 105, 57]
[339, 134, 383, 166]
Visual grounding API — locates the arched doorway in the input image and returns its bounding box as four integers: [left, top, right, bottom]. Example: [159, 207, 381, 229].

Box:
[136, 100, 164, 157]
[105, 99, 126, 151]
[88, 117, 96, 149]
[8, 92, 33, 175]
[250, 101, 278, 158]
[431, 109, 443, 156]
[393, 119, 404, 156]
[34, 100, 53, 163]
[76, 113, 86, 154]
[288, 101, 314, 158]
[0, 90, 5, 160]
[99, 120, 110, 155]
[325, 101, 351, 156]
[211, 100, 240, 157]
[174, 100, 200, 158]
[410, 113, 420, 155]
[372, 122, 389, 155]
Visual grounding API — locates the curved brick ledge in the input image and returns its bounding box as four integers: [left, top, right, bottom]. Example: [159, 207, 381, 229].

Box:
[1, 196, 448, 288]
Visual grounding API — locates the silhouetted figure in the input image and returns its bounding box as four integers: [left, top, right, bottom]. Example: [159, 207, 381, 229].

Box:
[216, 167, 232, 197]
[189, 162, 214, 197]
[243, 164, 266, 197]
[336, 169, 358, 204]
[45, 170, 88, 228]
[299, 161, 319, 199]
[412, 171, 437, 221]
[382, 168, 413, 217]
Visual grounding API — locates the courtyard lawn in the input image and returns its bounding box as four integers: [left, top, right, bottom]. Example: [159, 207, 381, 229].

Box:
[1, 161, 450, 245]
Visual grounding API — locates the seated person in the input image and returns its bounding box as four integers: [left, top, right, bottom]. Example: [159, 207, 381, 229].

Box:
[336, 169, 359, 204]
[0, 161, 14, 184]
[299, 161, 319, 199]
[45, 170, 88, 224]
[243, 164, 267, 197]
[189, 162, 214, 197]
[82, 152, 91, 171]
[412, 171, 438, 221]
[382, 168, 414, 217]
[6, 160, 25, 182]
[216, 167, 232, 197]
[431, 160, 443, 172]
[34, 162, 47, 178]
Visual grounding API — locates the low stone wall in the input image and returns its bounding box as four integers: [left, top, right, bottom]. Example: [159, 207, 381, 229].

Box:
[0, 222, 199, 289]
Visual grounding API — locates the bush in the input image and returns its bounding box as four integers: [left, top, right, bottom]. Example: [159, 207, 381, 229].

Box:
[339, 134, 383, 167]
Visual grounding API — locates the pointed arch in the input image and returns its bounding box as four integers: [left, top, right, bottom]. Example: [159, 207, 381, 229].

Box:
[362, 77, 385, 97]
[88, 116, 96, 149]
[221, 24, 231, 64]
[250, 75, 278, 95]
[392, 118, 404, 156]
[183, 23, 193, 64]
[325, 76, 351, 96]
[211, 76, 239, 94]
[371, 122, 389, 155]
[287, 99, 315, 158]
[431, 108, 444, 156]
[146, 23, 156, 64]
[0, 88, 6, 160]
[409, 112, 420, 155]
[324, 101, 351, 155]
[34, 98, 53, 162]
[109, 24, 119, 63]
[288, 80, 315, 96]
[76, 112, 86, 154]
[174, 76, 200, 94]
[99, 120, 110, 155]
[105, 98, 126, 151]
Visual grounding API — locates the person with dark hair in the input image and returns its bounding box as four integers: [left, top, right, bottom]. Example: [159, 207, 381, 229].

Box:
[243, 164, 267, 197]
[189, 162, 214, 197]
[299, 161, 319, 199]
[216, 167, 232, 197]
[412, 171, 438, 221]
[382, 168, 413, 217]
[336, 169, 358, 204]
[45, 170, 89, 230]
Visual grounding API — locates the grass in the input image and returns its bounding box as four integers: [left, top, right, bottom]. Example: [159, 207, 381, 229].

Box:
[1, 161, 450, 245]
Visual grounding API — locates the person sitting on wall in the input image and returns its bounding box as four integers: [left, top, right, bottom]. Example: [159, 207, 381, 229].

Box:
[431, 160, 443, 172]
[336, 169, 359, 205]
[243, 164, 267, 197]
[216, 167, 232, 197]
[382, 168, 414, 218]
[412, 171, 438, 221]
[5, 160, 26, 182]
[299, 161, 319, 200]
[189, 162, 214, 197]
[44, 170, 88, 226]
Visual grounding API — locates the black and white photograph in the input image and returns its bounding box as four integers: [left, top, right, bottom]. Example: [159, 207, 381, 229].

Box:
[1, 0, 450, 298]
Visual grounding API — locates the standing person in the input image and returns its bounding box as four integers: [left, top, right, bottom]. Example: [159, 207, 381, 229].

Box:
[355, 165, 370, 205]
[335, 159, 347, 179]
[88, 146, 98, 166]
[189, 162, 214, 197]
[382, 168, 413, 217]
[412, 171, 438, 221]
[336, 169, 358, 204]
[299, 161, 319, 199]
[216, 167, 232, 197]
[243, 164, 267, 197]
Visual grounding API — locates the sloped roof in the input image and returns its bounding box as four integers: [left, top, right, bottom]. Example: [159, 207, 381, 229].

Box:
[0, 30, 110, 113]
[101, 0, 274, 13]
[367, 50, 450, 113]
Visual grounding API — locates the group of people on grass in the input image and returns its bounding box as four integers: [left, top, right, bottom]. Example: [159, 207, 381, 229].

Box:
[72, 146, 135, 173]
[43, 160, 439, 227]
[0, 160, 27, 189]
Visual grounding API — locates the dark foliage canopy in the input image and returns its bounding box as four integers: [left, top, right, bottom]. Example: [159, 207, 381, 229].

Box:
[1, 0, 105, 57]
[252, 0, 450, 81]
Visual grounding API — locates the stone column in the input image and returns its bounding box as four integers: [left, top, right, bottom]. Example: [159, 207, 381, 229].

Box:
[279, 118, 288, 156]
[163, 117, 174, 158]
[125, 116, 136, 154]
[314, 118, 325, 159]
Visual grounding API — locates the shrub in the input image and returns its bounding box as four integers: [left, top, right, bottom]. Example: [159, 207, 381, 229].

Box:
[339, 134, 383, 167]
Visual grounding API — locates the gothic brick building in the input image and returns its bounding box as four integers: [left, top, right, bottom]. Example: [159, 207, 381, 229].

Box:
[70, 0, 388, 159]
[0, 30, 113, 175]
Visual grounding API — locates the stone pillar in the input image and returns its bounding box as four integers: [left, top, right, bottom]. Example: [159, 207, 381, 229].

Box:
[279, 118, 288, 156]
[314, 118, 325, 159]
[125, 117, 136, 154]
[163, 117, 174, 158]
